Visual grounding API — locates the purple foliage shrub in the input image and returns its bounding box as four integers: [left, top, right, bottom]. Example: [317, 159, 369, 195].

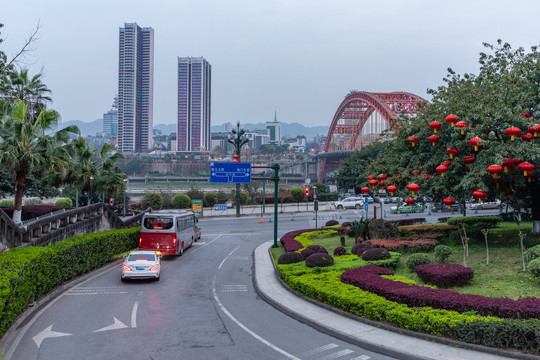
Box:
[340, 265, 540, 319]
[351, 243, 372, 256]
[325, 219, 339, 226]
[414, 263, 474, 287]
[277, 252, 304, 264]
[361, 248, 391, 261]
[301, 245, 328, 259]
[305, 253, 334, 267]
[333, 247, 348, 256]
[342, 222, 351, 227]
[346, 229, 355, 237]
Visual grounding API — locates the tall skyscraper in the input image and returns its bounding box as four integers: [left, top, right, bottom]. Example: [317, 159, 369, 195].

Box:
[103, 96, 118, 136]
[177, 57, 211, 152]
[266, 110, 282, 145]
[117, 23, 154, 153]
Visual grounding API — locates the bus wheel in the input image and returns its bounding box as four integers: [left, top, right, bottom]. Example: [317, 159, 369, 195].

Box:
[179, 243, 184, 256]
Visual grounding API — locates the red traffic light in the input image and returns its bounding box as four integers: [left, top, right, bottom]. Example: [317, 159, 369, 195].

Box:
[305, 187, 309, 196]
[109, 198, 114, 206]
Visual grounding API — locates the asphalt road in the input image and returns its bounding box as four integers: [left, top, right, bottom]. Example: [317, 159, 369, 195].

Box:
[3, 215, 399, 360]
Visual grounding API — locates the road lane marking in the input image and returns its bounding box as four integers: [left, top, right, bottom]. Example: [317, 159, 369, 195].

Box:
[299, 343, 338, 357]
[217, 285, 248, 292]
[131, 301, 138, 328]
[32, 324, 71, 348]
[317, 349, 354, 360]
[93, 317, 128, 332]
[212, 288, 301, 360]
[218, 244, 241, 269]
[349, 356, 371, 360]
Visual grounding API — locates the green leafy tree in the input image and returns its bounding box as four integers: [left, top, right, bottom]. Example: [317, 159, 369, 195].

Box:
[140, 192, 163, 210]
[290, 186, 305, 210]
[171, 193, 191, 209]
[0, 99, 78, 222]
[203, 192, 218, 207]
[186, 186, 204, 200]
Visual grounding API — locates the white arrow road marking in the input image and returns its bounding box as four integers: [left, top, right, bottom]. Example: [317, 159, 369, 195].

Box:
[131, 301, 138, 328]
[32, 324, 72, 348]
[93, 317, 128, 332]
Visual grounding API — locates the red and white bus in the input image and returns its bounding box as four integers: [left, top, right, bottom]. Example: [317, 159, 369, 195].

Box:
[139, 210, 200, 256]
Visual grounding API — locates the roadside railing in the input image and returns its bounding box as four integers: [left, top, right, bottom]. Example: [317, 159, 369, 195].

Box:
[0, 203, 150, 249]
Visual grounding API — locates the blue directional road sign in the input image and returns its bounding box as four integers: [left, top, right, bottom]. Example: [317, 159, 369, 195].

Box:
[210, 162, 252, 183]
[364, 197, 369, 212]
[214, 204, 227, 211]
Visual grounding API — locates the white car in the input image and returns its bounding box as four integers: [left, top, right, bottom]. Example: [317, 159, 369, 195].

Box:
[334, 197, 364, 209]
[121, 251, 161, 282]
[468, 200, 501, 210]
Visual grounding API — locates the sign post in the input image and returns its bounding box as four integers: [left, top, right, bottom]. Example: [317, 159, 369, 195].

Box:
[192, 199, 203, 217]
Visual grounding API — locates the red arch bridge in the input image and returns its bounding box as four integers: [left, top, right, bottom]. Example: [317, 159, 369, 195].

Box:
[315, 91, 427, 183]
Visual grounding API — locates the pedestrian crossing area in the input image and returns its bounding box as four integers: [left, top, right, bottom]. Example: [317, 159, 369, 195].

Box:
[283, 343, 371, 360]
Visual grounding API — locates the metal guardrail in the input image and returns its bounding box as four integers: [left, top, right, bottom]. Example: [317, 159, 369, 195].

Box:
[0, 204, 150, 249]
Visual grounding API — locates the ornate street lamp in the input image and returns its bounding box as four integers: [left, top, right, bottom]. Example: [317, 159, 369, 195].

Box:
[227, 121, 249, 217]
[123, 177, 128, 217]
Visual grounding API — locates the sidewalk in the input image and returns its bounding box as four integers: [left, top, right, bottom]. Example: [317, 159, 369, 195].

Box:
[253, 241, 536, 360]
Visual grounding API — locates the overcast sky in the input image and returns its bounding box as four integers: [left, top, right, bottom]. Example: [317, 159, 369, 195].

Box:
[2, 0, 540, 127]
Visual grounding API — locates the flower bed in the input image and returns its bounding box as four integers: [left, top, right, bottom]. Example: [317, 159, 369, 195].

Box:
[365, 237, 440, 252]
[340, 265, 540, 319]
[415, 263, 474, 287]
[279, 227, 347, 252]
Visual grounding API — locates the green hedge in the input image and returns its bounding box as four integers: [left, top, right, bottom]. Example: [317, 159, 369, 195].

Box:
[0, 227, 140, 338]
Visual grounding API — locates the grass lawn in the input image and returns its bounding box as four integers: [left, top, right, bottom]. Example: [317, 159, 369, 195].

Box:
[273, 230, 540, 300]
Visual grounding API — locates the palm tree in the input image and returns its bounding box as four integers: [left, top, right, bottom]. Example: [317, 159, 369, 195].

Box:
[95, 143, 125, 202]
[0, 99, 79, 223]
[0, 69, 52, 118]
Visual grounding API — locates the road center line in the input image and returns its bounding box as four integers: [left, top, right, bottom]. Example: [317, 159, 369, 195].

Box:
[131, 301, 138, 328]
[212, 288, 301, 360]
[218, 245, 241, 269]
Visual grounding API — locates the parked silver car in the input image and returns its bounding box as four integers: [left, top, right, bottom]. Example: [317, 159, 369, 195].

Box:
[334, 197, 364, 209]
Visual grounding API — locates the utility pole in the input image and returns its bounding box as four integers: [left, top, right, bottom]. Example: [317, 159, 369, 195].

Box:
[228, 121, 249, 217]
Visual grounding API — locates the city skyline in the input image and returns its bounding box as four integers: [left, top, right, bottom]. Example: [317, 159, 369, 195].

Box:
[3, 1, 540, 127]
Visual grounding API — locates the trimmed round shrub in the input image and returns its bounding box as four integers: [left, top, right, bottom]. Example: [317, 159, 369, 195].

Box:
[325, 219, 339, 226]
[54, 198, 73, 208]
[140, 192, 164, 210]
[342, 221, 351, 227]
[277, 252, 304, 264]
[346, 229, 355, 237]
[362, 248, 391, 261]
[406, 253, 433, 270]
[333, 247, 348, 256]
[415, 263, 474, 287]
[527, 258, 540, 278]
[300, 245, 328, 259]
[524, 245, 540, 265]
[0, 199, 14, 207]
[434, 245, 452, 263]
[203, 192, 218, 207]
[351, 242, 372, 256]
[24, 198, 44, 206]
[305, 253, 334, 267]
[171, 193, 191, 209]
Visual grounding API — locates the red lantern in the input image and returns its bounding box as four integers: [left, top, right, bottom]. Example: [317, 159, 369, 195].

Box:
[367, 175, 374, 180]
[446, 148, 459, 159]
[473, 190, 487, 203]
[523, 112, 532, 118]
[445, 114, 458, 127]
[407, 183, 420, 195]
[518, 162, 534, 177]
[436, 165, 448, 177]
[423, 174, 431, 180]
[404, 198, 415, 206]
[469, 137, 482, 151]
[369, 179, 378, 188]
[428, 135, 439, 146]
[455, 121, 468, 134]
[443, 197, 455, 209]
[233, 154, 240, 162]
[505, 189, 514, 196]
[411, 169, 421, 176]
[387, 185, 397, 195]
[429, 121, 442, 133]
[378, 174, 387, 180]
[492, 176, 503, 189]
[529, 124, 540, 137]
[502, 159, 514, 173]
[464, 156, 475, 165]
[487, 164, 503, 176]
[361, 187, 370, 194]
[505, 127, 521, 141]
[522, 133, 534, 141]
[408, 136, 420, 147]
[378, 181, 386, 187]
[442, 160, 452, 167]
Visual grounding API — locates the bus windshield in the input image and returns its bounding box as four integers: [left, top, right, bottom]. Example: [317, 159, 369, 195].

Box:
[143, 216, 174, 230]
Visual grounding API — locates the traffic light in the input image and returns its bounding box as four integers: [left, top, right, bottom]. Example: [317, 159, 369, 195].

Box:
[305, 187, 309, 197]
[109, 198, 114, 206]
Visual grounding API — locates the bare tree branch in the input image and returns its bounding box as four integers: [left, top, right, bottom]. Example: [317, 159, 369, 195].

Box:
[1, 22, 41, 75]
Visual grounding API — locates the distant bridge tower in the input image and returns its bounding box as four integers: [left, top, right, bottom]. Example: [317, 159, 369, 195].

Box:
[318, 91, 427, 182]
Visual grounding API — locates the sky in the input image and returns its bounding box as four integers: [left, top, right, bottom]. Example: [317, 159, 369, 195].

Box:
[2, 0, 540, 127]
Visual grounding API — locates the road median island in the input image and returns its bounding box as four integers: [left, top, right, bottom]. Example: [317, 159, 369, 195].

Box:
[268, 225, 540, 357]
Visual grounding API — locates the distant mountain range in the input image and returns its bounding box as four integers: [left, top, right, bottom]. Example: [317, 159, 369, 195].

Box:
[59, 119, 329, 139]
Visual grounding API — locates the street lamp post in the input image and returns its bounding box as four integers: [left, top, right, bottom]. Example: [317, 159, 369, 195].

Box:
[89, 176, 94, 205]
[123, 178, 128, 217]
[227, 121, 249, 217]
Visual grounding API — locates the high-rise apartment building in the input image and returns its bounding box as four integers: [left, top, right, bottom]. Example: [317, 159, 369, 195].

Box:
[103, 96, 118, 136]
[266, 111, 282, 145]
[117, 23, 154, 153]
[177, 57, 211, 152]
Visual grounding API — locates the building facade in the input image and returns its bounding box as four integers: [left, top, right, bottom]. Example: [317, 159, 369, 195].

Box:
[117, 23, 154, 153]
[102, 96, 118, 136]
[177, 56, 211, 152]
[266, 111, 281, 145]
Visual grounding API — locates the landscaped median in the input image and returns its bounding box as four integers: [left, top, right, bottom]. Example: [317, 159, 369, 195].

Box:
[0, 227, 140, 339]
[272, 224, 540, 355]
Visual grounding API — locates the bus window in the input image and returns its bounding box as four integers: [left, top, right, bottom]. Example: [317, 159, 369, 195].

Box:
[143, 216, 174, 230]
